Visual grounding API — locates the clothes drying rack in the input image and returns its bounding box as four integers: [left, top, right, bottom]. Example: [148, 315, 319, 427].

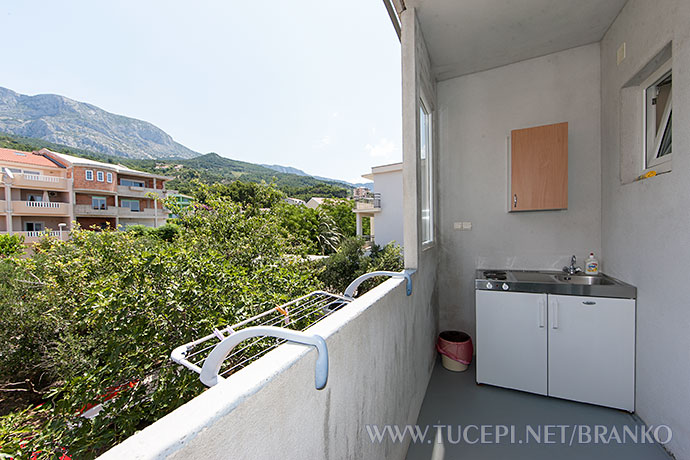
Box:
[171, 271, 412, 389]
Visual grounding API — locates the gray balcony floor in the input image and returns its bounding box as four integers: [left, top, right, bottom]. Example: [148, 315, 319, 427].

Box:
[406, 360, 672, 460]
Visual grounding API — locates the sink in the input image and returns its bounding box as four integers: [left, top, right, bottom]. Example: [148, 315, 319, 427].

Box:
[554, 274, 615, 286]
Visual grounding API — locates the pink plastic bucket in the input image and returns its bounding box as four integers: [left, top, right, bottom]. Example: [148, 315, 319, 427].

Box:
[436, 331, 473, 372]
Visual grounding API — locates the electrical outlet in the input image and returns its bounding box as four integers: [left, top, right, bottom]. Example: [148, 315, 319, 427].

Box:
[454, 222, 463, 230]
[617, 42, 626, 66]
[462, 222, 472, 230]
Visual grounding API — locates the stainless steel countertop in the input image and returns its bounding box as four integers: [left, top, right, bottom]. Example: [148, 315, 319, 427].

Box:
[475, 269, 637, 299]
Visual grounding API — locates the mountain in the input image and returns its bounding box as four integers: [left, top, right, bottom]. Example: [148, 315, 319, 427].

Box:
[0, 133, 352, 201]
[0, 87, 198, 160]
[261, 164, 373, 189]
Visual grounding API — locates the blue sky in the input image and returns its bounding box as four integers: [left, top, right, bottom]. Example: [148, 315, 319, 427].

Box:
[0, 0, 402, 184]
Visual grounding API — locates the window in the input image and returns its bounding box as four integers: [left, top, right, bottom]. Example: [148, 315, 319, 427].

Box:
[85, 170, 94, 181]
[27, 194, 43, 202]
[25, 222, 44, 232]
[121, 199, 141, 212]
[8, 168, 21, 174]
[643, 60, 672, 169]
[23, 170, 40, 176]
[97, 171, 105, 182]
[419, 99, 434, 246]
[92, 196, 107, 210]
[106, 172, 113, 183]
[121, 179, 145, 188]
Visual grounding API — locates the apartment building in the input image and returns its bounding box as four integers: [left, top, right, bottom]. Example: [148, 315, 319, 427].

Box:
[0, 147, 72, 244]
[0, 148, 173, 242]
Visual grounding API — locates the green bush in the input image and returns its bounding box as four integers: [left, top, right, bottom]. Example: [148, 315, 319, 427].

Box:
[317, 237, 404, 295]
[0, 233, 24, 257]
[0, 198, 319, 459]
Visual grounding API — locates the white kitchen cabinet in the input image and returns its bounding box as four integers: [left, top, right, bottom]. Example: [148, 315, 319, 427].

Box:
[548, 294, 635, 411]
[476, 291, 636, 411]
[476, 290, 548, 395]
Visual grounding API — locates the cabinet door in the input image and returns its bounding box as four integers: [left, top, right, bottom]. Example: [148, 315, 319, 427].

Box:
[510, 122, 568, 211]
[548, 295, 635, 411]
[476, 291, 547, 395]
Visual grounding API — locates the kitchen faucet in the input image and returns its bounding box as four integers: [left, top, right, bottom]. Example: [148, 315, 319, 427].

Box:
[563, 255, 582, 275]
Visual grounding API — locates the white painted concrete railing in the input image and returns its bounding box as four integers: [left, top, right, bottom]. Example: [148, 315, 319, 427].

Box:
[22, 174, 61, 183]
[99, 271, 437, 460]
[24, 201, 61, 208]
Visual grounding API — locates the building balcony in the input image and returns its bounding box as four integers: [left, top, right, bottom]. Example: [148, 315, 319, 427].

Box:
[74, 204, 118, 217]
[117, 207, 159, 218]
[99, 275, 431, 459]
[12, 230, 69, 244]
[117, 185, 166, 198]
[354, 193, 381, 212]
[12, 173, 68, 190]
[11, 201, 71, 216]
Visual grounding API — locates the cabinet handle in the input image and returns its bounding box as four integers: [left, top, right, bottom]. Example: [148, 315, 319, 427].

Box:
[513, 194, 518, 208]
[538, 298, 545, 328]
[552, 299, 559, 329]
[582, 301, 596, 305]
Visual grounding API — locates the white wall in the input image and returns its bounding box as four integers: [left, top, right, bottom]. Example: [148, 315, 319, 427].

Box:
[600, 0, 690, 457]
[435, 43, 602, 335]
[373, 168, 403, 247]
[100, 272, 438, 460]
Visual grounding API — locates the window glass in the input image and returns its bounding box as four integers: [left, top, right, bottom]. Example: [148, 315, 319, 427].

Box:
[27, 194, 43, 202]
[645, 63, 672, 168]
[121, 199, 141, 212]
[25, 222, 44, 232]
[23, 170, 41, 176]
[92, 196, 107, 210]
[419, 100, 434, 245]
[85, 170, 94, 181]
[121, 179, 145, 188]
[106, 172, 113, 183]
[97, 171, 104, 182]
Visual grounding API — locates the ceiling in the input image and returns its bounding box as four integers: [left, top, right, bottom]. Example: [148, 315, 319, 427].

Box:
[405, 0, 628, 81]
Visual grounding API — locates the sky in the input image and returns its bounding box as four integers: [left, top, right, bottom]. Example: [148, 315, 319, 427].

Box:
[0, 0, 402, 184]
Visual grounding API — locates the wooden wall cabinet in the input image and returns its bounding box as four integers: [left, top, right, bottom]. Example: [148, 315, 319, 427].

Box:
[509, 122, 568, 212]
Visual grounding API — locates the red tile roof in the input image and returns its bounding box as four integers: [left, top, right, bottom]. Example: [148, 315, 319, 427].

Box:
[0, 147, 62, 168]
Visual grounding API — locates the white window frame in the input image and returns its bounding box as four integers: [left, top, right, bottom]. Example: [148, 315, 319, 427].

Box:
[642, 59, 672, 170]
[106, 172, 113, 183]
[27, 193, 43, 202]
[97, 171, 105, 182]
[419, 97, 434, 247]
[92, 196, 107, 210]
[85, 170, 94, 181]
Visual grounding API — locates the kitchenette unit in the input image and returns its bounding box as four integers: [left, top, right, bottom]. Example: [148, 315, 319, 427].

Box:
[475, 267, 637, 412]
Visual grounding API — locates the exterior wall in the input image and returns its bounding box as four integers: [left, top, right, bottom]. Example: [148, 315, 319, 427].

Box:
[73, 166, 117, 192]
[600, 0, 690, 457]
[75, 194, 116, 207]
[435, 43, 602, 335]
[100, 271, 438, 460]
[11, 216, 70, 232]
[372, 169, 403, 247]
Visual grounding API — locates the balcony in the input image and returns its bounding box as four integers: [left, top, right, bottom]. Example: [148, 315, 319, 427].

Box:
[12, 230, 69, 245]
[117, 185, 165, 199]
[12, 173, 68, 190]
[117, 207, 158, 218]
[354, 193, 382, 212]
[11, 201, 71, 216]
[74, 204, 118, 217]
[99, 275, 435, 459]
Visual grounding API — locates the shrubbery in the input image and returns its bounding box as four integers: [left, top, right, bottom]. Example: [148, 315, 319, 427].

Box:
[0, 191, 403, 459]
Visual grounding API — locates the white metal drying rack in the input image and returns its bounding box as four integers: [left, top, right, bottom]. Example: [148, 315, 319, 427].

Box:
[171, 270, 412, 389]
